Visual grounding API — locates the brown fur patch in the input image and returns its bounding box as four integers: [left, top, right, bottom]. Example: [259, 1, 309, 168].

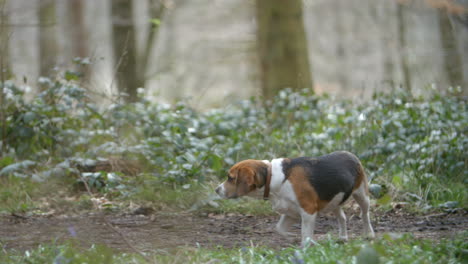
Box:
[287, 166, 329, 214]
[222, 160, 268, 198]
[352, 161, 367, 193]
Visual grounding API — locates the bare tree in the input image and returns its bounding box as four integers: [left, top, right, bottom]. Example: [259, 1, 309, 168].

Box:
[0, 0, 9, 156]
[138, 0, 165, 83]
[69, 0, 87, 59]
[38, 0, 57, 79]
[396, 2, 412, 91]
[112, 0, 139, 102]
[55, 0, 89, 84]
[437, 9, 464, 88]
[255, 0, 313, 99]
[334, 1, 348, 90]
[112, 0, 165, 102]
[425, 0, 466, 90]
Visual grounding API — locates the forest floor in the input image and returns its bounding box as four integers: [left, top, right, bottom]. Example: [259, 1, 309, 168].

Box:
[1, 207, 466, 253]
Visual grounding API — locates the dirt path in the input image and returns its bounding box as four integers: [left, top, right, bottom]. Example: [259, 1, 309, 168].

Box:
[1, 209, 466, 253]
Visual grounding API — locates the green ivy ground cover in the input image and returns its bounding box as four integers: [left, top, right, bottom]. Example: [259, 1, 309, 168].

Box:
[1, 78, 466, 211]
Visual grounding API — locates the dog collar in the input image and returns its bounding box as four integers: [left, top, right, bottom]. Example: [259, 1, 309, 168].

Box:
[263, 162, 272, 200]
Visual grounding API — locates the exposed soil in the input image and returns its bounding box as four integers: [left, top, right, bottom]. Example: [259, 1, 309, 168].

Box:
[1, 208, 466, 253]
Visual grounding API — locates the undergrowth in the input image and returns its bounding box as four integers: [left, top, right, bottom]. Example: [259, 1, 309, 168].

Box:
[1, 233, 466, 264]
[0, 74, 466, 213]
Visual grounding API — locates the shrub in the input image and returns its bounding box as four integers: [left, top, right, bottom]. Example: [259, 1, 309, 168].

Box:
[1, 76, 466, 206]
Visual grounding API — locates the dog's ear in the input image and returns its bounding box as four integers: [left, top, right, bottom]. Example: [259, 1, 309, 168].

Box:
[236, 167, 258, 195]
[254, 165, 268, 187]
[242, 163, 269, 188]
[238, 167, 255, 186]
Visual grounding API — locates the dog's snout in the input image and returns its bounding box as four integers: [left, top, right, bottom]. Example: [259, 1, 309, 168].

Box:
[215, 184, 225, 198]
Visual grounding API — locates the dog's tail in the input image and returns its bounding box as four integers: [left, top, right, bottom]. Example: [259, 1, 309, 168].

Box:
[354, 160, 370, 195]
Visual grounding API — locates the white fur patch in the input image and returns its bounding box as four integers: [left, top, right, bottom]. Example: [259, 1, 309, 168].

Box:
[270, 158, 286, 191]
[216, 183, 226, 198]
[271, 181, 301, 218]
[269, 159, 301, 218]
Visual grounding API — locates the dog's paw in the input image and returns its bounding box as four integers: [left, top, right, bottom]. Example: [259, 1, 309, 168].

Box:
[301, 237, 318, 248]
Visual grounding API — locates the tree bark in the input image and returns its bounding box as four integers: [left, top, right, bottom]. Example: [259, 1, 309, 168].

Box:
[396, 3, 412, 91]
[138, 0, 165, 81]
[0, 0, 9, 156]
[378, 1, 396, 89]
[69, 0, 87, 59]
[38, 0, 57, 79]
[112, 0, 141, 102]
[255, 0, 313, 99]
[334, 1, 348, 90]
[438, 9, 464, 88]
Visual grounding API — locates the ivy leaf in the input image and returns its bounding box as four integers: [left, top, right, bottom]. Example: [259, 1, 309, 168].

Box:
[377, 194, 392, 206]
[64, 71, 81, 81]
[0, 160, 36, 177]
[150, 18, 161, 26]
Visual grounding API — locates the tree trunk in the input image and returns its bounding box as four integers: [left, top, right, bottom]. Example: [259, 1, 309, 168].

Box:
[0, 0, 9, 156]
[438, 9, 464, 88]
[69, 0, 87, 58]
[138, 0, 165, 80]
[255, 0, 313, 99]
[0, 0, 9, 79]
[378, 1, 396, 89]
[396, 3, 412, 91]
[112, 0, 141, 102]
[334, 1, 348, 91]
[64, 0, 89, 85]
[38, 0, 57, 79]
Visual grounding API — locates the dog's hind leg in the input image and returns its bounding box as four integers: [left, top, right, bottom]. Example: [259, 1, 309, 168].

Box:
[352, 183, 375, 239]
[334, 207, 348, 241]
[275, 214, 297, 238]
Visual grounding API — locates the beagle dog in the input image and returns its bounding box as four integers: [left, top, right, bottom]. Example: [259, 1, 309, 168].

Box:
[215, 151, 375, 246]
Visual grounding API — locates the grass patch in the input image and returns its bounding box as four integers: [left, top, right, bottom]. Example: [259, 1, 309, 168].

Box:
[0, 174, 273, 216]
[124, 176, 274, 215]
[0, 176, 39, 214]
[201, 197, 274, 216]
[159, 233, 467, 264]
[0, 242, 144, 264]
[0, 175, 96, 215]
[124, 176, 211, 211]
[1, 233, 466, 264]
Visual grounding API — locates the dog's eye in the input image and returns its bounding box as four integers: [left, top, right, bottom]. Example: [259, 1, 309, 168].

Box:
[227, 176, 234, 182]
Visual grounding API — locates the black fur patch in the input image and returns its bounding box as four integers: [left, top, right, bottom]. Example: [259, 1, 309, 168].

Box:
[282, 151, 360, 203]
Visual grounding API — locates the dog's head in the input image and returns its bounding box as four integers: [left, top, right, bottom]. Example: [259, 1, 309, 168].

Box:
[215, 159, 269, 199]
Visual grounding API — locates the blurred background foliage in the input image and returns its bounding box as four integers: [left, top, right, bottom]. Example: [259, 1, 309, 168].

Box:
[0, 2, 467, 264]
[0, 0, 467, 212]
[0, 0, 467, 106]
[0, 76, 466, 210]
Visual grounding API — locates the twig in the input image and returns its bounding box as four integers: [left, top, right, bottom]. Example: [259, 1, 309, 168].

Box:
[422, 213, 447, 219]
[79, 174, 152, 262]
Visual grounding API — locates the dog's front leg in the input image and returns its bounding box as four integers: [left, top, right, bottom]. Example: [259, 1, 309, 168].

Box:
[275, 214, 296, 238]
[300, 211, 317, 247]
